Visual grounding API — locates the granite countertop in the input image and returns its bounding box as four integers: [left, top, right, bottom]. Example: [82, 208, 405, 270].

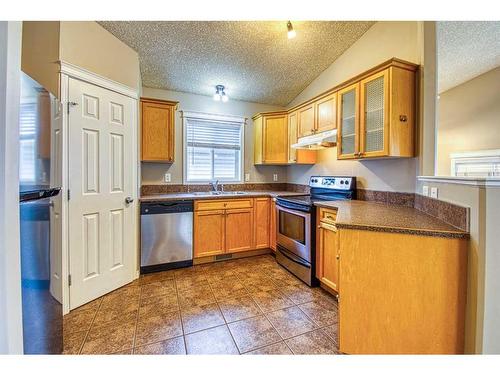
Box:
[314, 200, 469, 239]
[139, 190, 306, 202]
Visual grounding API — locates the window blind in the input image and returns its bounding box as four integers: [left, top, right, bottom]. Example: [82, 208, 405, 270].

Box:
[185, 116, 243, 182]
[19, 102, 37, 182]
[451, 150, 500, 177]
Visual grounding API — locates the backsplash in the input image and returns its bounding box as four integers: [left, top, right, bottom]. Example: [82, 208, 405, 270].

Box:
[357, 189, 415, 207]
[414, 194, 469, 232]
[141, 183, 288, 196]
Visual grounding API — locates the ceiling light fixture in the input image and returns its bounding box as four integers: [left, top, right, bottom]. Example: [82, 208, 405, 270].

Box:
[213, 84, 229, 102]
[287, 21, 296, 39]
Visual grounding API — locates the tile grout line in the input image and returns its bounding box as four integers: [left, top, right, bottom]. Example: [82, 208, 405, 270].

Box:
[173, 272, 189, 355]
[77, 297, 103, 355]
[204, 266, 241, 355]
[131, 281, 142, 353]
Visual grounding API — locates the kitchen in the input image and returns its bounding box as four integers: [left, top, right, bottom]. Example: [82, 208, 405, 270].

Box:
[1, 4, 500, 368]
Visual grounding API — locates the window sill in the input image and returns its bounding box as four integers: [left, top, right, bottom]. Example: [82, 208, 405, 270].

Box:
[417, 176, 500, 187]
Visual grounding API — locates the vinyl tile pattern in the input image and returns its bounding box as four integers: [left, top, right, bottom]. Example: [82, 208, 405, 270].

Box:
[63, 255, 339, 355]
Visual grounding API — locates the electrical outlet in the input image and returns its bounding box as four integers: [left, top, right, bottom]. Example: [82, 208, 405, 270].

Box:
[422, 185, 429, 196]
[164, 173, 171, 183]
[244, 173, 250, 182]
[273, 174, 278, 182]
[430, 187, 438, 199]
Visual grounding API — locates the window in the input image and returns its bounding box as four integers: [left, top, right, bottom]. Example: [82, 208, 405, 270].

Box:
[19, 102, 37, 183]
[451, 150, 500, 177]
[183, 111, 245, 183]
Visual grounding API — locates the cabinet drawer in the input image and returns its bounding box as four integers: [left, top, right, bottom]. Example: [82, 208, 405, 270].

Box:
[195, 198, 254, 211]
[319, 208, 337, 224]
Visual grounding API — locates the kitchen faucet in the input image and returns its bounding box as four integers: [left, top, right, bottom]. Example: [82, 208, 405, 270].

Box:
[209, 180, 219, 193]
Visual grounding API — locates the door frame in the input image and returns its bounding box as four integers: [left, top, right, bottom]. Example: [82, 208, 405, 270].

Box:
[58, 61, 139, 314]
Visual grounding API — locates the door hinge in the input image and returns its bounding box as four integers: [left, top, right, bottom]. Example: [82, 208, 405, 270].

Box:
[67, 101, 78, 114]
[67, 189, 71, 201]
[68, 274, 72, 286]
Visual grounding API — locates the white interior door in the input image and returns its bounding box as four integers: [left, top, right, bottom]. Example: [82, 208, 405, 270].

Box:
[68, 77, 136, 309]
[49, 95, 63, 303]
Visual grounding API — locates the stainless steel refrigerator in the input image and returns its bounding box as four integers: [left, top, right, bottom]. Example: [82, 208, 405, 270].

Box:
[19, 72, 62, 354]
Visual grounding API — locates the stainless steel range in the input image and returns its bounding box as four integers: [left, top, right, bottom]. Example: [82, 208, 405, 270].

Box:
[275, 176, 356, 286]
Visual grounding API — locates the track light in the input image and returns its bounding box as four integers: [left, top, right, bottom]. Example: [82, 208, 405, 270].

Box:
[213, 85, 229, 102]
[287, 21, 296, 39]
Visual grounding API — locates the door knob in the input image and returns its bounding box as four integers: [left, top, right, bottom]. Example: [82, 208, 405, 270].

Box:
[125, 197, 134, 205]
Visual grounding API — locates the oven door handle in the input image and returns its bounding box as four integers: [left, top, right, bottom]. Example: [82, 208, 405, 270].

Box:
[277, 246, 311, 268]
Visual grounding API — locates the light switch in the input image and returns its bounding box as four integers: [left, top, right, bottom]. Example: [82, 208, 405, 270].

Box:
[430, 187, 438, 199]
[273, 174, 278, 182]
[245, 173, 250, 182]
[164, 173, 171, 183]
[422, 185, 429, 196]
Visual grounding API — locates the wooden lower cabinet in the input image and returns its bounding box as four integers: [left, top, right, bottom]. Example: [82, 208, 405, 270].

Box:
[193, 210, 225, 258]
[254, 198, 270, 249]
[194, 197, 274, 258]
[338, 228, 467, 354]
[270, 199, 277, 251]
[225, 208, 254, 253]
[316, 221, 339, 292]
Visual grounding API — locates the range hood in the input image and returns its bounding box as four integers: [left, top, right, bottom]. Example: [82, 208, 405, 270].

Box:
[291, 129, 337, 150]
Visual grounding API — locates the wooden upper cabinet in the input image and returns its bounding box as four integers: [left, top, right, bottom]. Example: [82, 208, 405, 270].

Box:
[252, 59, 417, 162]
[288, 111, 317, 165]
[337, 83, 360, 160]
[141, 98, 178, 163]
[314, 92, 337, 133]
[297, 103, 315, 138]
[337, 64, 416, 160]
[288, 111, 298, 163]
[253, 112, 288, 165]
[359, 69, 390, 158]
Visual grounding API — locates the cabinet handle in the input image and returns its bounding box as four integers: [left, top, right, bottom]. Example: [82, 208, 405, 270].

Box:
[319, 222, 337, 232]
[336, 255, 340, 260]
[325, 215, 335, 220]
[399, 114, 408, 122]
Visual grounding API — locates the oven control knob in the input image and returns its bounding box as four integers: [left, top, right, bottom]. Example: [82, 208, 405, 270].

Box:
[340, 180, 344, 184]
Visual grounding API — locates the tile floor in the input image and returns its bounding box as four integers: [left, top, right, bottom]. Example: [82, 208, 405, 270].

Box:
[63, 254, 339, 355]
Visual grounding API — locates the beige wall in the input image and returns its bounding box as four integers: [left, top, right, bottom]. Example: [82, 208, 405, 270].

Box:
[59, 22, 140, 91]
[21, 22, 141, 97]
[141, 87, 288, 185]
[21, 21, 60, 97]
[287, 21, 422, 192]
[437, 66, 500, 175]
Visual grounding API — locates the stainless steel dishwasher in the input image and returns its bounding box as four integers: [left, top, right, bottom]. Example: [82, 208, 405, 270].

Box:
[140, 200, 193, 273]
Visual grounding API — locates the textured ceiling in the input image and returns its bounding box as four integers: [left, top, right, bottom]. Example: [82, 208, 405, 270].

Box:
[437, 21, 500, 93]
[98, 21, 374, 106]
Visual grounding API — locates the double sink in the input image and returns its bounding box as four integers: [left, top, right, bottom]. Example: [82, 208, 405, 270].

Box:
[190, 191, 248, 196]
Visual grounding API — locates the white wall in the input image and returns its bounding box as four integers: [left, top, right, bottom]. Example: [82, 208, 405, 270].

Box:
[0, 21, 23, 354]
[483, 187, 500, 353]
[141, 87, 288, 185]
[287, 21, 422, 192]
[416, 178, 500, 354]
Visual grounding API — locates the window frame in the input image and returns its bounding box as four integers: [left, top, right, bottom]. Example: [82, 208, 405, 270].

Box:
[182, 111, 246, 184]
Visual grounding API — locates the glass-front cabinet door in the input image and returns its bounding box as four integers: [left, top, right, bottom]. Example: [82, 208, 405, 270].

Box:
[337, 83, 360, 160]
[359, 69, 389, 157]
